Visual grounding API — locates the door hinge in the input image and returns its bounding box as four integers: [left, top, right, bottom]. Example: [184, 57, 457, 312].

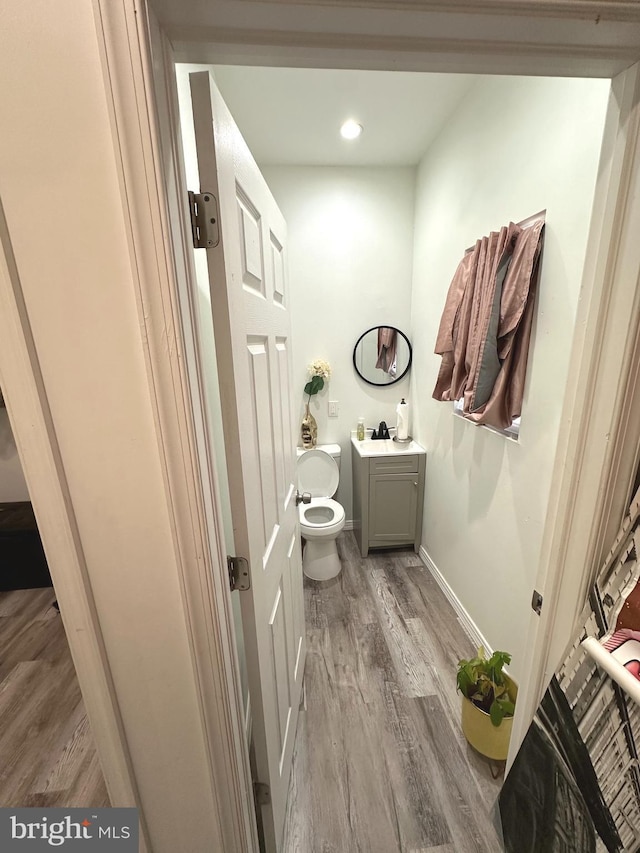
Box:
[188, 190, 220, 249]
[531, 589, 543, 616]
[227, 555, 250, 592]
[254, 782, 271, 806]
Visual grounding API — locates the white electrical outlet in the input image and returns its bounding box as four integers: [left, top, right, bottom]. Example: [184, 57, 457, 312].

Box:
[328, 401, 339, 418]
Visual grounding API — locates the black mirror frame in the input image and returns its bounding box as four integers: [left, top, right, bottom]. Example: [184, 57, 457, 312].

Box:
[352, 325, 413, 387]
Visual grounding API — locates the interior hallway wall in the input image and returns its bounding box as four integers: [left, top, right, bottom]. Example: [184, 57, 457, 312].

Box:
[0, 408, 29, 502]
[410, 75, 610, 681]
[262, 166, 416, 520]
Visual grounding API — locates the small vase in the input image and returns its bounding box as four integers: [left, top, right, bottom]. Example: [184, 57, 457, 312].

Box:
[301, 403, 318, 449]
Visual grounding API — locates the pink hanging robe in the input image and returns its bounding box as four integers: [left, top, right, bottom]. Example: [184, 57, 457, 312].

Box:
[433, 219, 544, 430]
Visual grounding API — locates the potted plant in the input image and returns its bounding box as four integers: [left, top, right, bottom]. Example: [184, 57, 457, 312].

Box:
[456, 647, 517, 761]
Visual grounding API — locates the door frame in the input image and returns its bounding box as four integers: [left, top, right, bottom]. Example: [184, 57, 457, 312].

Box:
[117, 0, 640, 828]
[2, 0, 639, 849]
[93, 4, 260, 850]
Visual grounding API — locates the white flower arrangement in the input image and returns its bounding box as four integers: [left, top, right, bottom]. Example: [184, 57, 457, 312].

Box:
[304, 359, 331, 399]
[307, 359, 332, 380]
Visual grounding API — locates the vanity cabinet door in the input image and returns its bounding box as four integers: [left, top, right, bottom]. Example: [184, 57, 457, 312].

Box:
[368, 473, 419, 546]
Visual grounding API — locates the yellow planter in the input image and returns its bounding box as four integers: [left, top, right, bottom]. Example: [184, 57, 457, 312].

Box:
[460, 677, 517, 761]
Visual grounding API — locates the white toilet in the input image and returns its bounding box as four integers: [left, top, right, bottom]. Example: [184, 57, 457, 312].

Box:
[296, 444, 345, 581]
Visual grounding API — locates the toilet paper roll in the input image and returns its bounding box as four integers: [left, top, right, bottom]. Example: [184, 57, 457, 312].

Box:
[396, 399, 410, 441]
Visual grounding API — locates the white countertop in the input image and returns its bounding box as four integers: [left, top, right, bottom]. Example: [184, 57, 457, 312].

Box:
[351, 434, 425, 458]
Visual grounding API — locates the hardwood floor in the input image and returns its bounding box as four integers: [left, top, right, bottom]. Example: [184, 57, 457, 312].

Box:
[283, 532, 503, 853]
[0, 587, 109, 807]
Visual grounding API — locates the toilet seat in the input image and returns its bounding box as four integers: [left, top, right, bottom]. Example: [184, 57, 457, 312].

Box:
[299, 498, 345, 533]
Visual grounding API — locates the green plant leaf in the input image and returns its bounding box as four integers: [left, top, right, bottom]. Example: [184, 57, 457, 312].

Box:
[456, 668, 474, 697]
[489, 700, 504, 727]
[497, 699, 515, 717]
[304, 375, 324, 396]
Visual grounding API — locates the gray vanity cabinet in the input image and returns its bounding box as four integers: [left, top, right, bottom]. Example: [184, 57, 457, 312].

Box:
[352, 448, 426, 558]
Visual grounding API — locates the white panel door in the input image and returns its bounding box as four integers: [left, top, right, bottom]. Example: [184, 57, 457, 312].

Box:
[189, 71, 305, 852]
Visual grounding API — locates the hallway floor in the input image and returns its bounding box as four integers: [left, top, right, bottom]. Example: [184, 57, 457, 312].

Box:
[282, 532, 503, 853]
[0, 587, 109, 807]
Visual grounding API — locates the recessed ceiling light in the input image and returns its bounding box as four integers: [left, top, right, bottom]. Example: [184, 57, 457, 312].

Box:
[340, 119, 363, 140]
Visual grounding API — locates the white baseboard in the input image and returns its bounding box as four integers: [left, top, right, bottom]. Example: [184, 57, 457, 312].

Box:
[344, 519, 354, 531]
[419, 546, 494, 657]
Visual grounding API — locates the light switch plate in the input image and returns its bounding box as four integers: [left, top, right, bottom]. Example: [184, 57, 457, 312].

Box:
[328, 401, 339, 418]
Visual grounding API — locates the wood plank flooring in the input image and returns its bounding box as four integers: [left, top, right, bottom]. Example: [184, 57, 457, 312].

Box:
[0, 587, 109, 807]
[283, 532, 503, 853]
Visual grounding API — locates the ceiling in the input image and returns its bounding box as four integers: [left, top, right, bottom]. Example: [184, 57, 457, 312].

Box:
[202, 65, 478, 166]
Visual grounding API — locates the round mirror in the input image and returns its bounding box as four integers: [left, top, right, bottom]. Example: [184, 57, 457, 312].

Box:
[353, 326, 412, 386]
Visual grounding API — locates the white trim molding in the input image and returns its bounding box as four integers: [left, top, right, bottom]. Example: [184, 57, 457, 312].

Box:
[231, 0, 640, 21]
[163, 0, 640, 77]
[419, 547, 494, 657]
[171, 27, 638, 78]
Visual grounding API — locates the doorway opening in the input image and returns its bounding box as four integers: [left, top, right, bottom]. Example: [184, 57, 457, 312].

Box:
[173, 62, 612, 849]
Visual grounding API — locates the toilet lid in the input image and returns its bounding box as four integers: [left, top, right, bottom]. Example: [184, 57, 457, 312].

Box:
[297, 449, 339, 498]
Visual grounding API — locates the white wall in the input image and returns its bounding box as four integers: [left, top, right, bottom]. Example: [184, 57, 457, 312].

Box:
[262, 166, 416, 519]
[410, 75, 610, 681]
[0, 408, 29, 502]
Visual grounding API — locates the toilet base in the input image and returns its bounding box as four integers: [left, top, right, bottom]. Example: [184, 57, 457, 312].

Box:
[302, 538, 342, 581]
